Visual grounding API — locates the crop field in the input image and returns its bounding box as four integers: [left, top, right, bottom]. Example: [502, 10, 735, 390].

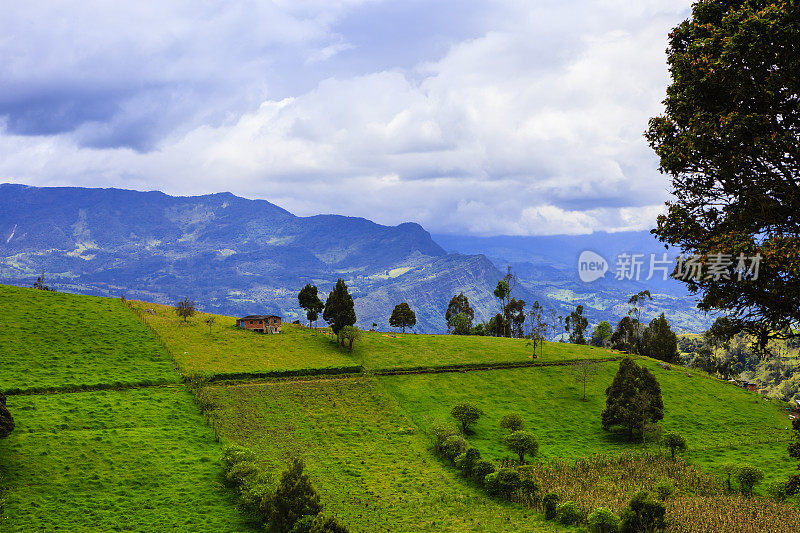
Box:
[0, 387, 250, 532]
[129, 300, 614, 376]
[204, 378, 559, 532]
[381, 357, 795, 488]
[0, 285, 178, 392]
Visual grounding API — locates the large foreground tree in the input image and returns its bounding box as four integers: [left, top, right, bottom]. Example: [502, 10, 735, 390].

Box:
[646, 0, 800, 353]
[601, 357, 664, 440]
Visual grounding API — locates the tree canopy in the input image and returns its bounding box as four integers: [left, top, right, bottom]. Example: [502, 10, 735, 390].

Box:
[601, 357, 664, 440]
[565, 305, 589, 345]
[389, 302, 416, 333]
[446, 292, 474, 333]
[298, 284, 324, 328]
[176, 297, 196, 322]
[642, 313, 681, 364]
[646, 0, 800, 352]
[322, 279, 356, 335]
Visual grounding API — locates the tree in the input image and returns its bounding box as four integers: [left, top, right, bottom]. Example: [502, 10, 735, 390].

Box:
[591, 321, 613, 348]
[322, 279, 356, 335]
[204, 316, 216, 335]
[528, 301, 548, 357]
[337, 325, 361, 352]
[565, 305, 589, 345]
[451, 403, 482, 434]
[505, 298, 526, 338]
[493, 279, 511, 337]
[488, 313, 505, 337]
[176, 298, 196, 322]
[389, 302, 416, 333]
[642, 314, 681, 364]
[627, 291, 652, 354]
[663, 432, 687, 459]
[572, 360, 600, 401]
[264, 457, 322, 533]
[737, 465, 764, 495]
[499, 413, 525, 433]
[646, 0, 800, 354]
[619, 491, 665, 533]
[298, 284, 324, 328]
[548, 309, 563, 341]
[611, 316, 639, 353]
[446, 292, 474, 333]
[0, 392, 15, 438]
[32, 270, 55, 291]
[602, 358, 664, 440]
[503, 430, 539, 464]
[451, 313, 472, 335]
[484, 468, 521, 499]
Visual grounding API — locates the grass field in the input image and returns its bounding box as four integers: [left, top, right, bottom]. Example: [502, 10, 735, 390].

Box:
[129, 300, 614, 376]
[380, 357, 796, 489]
[205, 378, 559, 532]
[0, 285, 178, 392]
[128, 301, 358, 375]
[0, 387, 251, 532]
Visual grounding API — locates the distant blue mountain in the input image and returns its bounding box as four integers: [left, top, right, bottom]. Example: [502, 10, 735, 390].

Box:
[0, 184, 710, 333]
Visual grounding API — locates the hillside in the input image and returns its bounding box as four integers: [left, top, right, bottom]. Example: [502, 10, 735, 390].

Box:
[2, 287, 798, 532]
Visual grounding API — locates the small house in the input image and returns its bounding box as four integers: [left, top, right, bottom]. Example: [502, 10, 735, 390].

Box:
[236, 315, 282, 334]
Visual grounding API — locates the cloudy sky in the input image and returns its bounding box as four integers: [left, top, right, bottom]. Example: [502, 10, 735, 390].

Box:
[0, 0, 692, 236]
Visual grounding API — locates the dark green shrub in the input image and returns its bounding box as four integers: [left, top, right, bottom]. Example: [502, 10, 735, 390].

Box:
[309, 513, 349, 533]
[499, 413, 525, 432]
[654, 479, 674, 501]
[221, 444, 256, 472]
[429, 423, 458, 452]
[484, 468, 521, 499]
[454, 447, 481, 475]
[588, 507, 621, 533]
[503, 430, 539, 464]
[543, 492, 560, 520]
[767, 481, 788, 501]
[736, 465, 764, 494]
[556, 501, 581, 525]
[225, 460, 260, 487]
[288, 515, 316, 533]
[441, 435, 466, 461]
[264, 457, 322, 533]
[620, 491, 665, 533]
[519, 477, 538, 505]
[451, 403, 482, 434]
[472, 459, 495, 484]
[663, 432, 687, 458]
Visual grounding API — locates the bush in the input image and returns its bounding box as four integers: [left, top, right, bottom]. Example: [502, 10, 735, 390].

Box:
[288, 515, 316, 533]
[472, 459, 496, 484]
[654, 479, 675, 501]
[620, 491, 665, 533]
[767, 481, 788, 501]
[225, 460, 261, 487]
[519, 477, 538, 505]
[451, 403, 482, 434]
[663, 432, 687, 459]
[588, 507, 621, 533]
[221, 444, 257, 472]
[499, 413, 525, 432]
[441, 435, 466, 461]
[556, 501, 582, 525]
[454, 447, 481, 476]
[503, 430, 539, 464]
[238, 479, 272, 520]
[264, 457, 323, 533]
[736, 465, 764, 494]
[484, 468, 521, 499]
[543, 492, 560, 520]
[429, 423, 458, 452]
[309, 513, 349, 533]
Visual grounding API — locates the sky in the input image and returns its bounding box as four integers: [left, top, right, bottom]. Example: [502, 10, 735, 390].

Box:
[0, 0, 693, 236]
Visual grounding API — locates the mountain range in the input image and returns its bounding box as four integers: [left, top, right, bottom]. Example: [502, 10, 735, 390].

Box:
[0, 183, 712, 333]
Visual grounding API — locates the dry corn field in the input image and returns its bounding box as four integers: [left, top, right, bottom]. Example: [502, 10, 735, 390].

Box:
[519, 452, 800, 532]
